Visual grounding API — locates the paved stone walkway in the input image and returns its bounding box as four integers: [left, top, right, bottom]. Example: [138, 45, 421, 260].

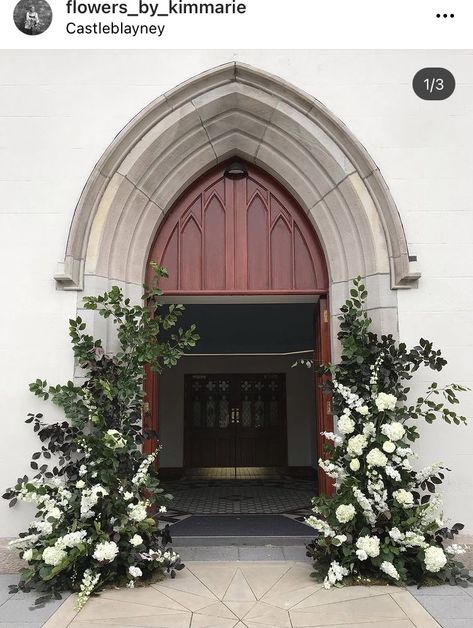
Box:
[43, 561, 442, 628]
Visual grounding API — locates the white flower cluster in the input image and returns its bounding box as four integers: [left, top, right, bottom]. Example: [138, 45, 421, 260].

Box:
[319, 458, 346, 480]
[389, 527, 428, 549]
[129, 534, 143, 547]
[140, 548, 179, 565]
[132, 450, 158, 485]
[366, 448, 388, 468]
[445, 544, 467, 556]
[416, 463, 444, 484]
[80, 485, 108, 519]
[42, 546, 67, 566]
[375, 392, 397, 412]
[424, 546, 447, 572]
[337, 412, 355, 435]
[381, 422, 405, 442]
[93, 541, 119, 562]
[323, 560, 349, 589]
[128, 502, 148, 522]
[335, 504, 356, 523]
[9, 533, 40, 550]
[385, 465, 401, 482]
[380, 561, 400, 580]
[362, 422, 376, 439]
[367, 474, 388, 512]
[305, 516, 335, 538]
[347, 434, 368, 457]
[356, 535, 380, 560]
[129, 566, 143, 578]
[393, 489, 414, 508]
[76, 569, 100, 610]
[352, 487, 376, 525]
[55, 530, 87, 549]
[369, 354, 384, 388]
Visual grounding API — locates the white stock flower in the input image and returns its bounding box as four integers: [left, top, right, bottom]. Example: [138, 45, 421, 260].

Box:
[389, 527, 404, 542]
[381, 422, 405, 442]
[42, 546, 67, 566]
[93, 541, 119, 562]
[382, 441, 396, 454]
[366, 448, 388, 468]
[393, 489, 414, 508]
[424, 546, 447, 572]
[323, 560, 349, 589]
[375, 393, 397, 412]
[22, 549, 33, 561]
[385, 465, 401, 482]
[352, 488, 376, 525]
[416, 463, 443, 483]
[305, 516, 335, 538]
[337, 414, 355, 435]
[319, 458, 346, 480]
[380, 561, 400, 580]
[129, 566, 143, 578]
[362, 422, 376, 438]
[55, 530, 87, 549]
[350, 458, 360, 472]
[130, 534, 143, 547]
[347, 434, 368, 457]
[335, 504, 356, 523]
[404, 532, 428, 549]
[356, 535, 380, 560]
[445, 544, 467, 556]
[321, 432, 344, 446]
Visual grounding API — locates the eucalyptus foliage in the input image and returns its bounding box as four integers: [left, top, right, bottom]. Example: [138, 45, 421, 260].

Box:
[3, 265, 199, 608]
[304, 277, 471, 588]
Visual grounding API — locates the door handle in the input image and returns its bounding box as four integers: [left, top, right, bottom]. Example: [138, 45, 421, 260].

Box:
[235, 408, 240, 424]
[231, 408, 235, 424]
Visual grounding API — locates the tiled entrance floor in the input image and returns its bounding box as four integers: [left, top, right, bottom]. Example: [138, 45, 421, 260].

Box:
[44, 561, 442, 628]
[161, 479, 315, 517]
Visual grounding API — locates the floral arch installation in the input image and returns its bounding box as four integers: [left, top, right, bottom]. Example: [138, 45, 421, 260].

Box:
[147, 162, 329, 295]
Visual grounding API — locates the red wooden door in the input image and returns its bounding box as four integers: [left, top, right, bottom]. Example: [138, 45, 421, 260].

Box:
[147, 162, 328, 295]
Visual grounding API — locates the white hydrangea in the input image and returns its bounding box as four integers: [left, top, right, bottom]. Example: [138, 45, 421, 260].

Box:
[347, 434, 368, 457]
[424, 546, 447, 572]
[323, 560, 349, 589]
[45, 507, 62, 520]
[393, 489, 414, 508]
[128, 502, 148, 522]
[356, 535, 380, 560]
[93, 541, 119, 562]
[335, 504, 356, 523]
[305, 516, 335, 538]
[381, 422, 405, 442]
[350, 458, 360, 472]
[375, 392, 397, 412]
[80, 485, 108, 519]
[42, 546, 67, 566]
[380, 561, 400, 580]
[76, 480, 85, 489]
[22, 549, 33, 561]
[130, 534, 143, 547]
[32, 520, 53, 536]
[366, 448, 388, 468]
[337, 414, 355, 435]
[129, 566, 143, 578]
[356, 405, 369, 416]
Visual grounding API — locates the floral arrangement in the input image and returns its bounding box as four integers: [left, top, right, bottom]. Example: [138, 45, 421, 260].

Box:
[3, 265, 199, 608]
[304, 278, 471, 589]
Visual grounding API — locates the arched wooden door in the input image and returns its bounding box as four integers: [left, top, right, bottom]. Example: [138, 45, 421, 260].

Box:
[145, 161, 334, 493]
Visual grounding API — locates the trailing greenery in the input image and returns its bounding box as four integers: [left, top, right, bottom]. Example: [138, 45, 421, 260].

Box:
[3, 265, 199, 608]
[303, 277, 471, 588]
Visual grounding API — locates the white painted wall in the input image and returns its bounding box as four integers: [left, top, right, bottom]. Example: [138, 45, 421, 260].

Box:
[0, 50, 472, 536]
[158, 355, 316, 469]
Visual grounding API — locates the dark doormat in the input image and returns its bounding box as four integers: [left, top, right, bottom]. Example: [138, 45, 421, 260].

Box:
[170, 514, 311, 537]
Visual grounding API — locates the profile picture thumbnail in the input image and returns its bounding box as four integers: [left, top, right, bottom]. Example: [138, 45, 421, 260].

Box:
[13, 0, 53, 36]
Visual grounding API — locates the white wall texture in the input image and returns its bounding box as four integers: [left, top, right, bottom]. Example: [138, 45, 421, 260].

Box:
[0, 50, 472, 536]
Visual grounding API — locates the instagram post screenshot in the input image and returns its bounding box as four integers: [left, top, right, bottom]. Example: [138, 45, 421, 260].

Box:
[0, 1, 472, 625]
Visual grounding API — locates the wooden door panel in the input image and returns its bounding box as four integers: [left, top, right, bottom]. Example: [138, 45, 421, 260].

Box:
[147, 161, 328, 295]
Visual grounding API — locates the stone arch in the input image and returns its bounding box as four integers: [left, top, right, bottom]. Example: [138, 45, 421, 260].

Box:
[55, 62, 419, 337]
